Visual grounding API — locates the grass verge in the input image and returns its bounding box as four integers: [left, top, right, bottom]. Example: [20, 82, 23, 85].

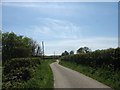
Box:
[21, 60, 54, 89]
[59, 60, 120, 90]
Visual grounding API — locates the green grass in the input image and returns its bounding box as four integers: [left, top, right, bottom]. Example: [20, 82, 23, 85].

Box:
[22, 60, 54, 89]
[60, 60, 120, 90]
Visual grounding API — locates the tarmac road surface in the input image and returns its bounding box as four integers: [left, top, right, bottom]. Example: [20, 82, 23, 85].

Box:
[50, 61, 112, 89]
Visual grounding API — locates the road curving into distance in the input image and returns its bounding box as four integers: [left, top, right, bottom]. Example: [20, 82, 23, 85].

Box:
[50, 61, 113, 89]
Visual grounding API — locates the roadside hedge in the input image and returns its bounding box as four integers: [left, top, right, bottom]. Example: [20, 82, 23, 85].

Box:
[2, 58, 41, 89]
[61, 48, 120, 70]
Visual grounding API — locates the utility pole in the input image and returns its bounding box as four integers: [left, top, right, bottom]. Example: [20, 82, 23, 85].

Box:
[42, 41, 44, 60]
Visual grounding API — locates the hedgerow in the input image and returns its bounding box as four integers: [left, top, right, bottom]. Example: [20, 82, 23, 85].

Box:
[2, 58, 41, 89]
[61, 48, 120, 70]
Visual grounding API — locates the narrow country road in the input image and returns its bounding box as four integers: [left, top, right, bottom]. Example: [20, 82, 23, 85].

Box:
[50, 61, 112, 89]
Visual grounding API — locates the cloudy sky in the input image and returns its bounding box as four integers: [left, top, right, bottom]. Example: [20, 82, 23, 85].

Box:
[2, 1, 118, 55]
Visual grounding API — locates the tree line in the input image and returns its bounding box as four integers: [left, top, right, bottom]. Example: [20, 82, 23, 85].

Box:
[2, 32, 43, 63]
[61, 47, 120, 70]
[61, 47, 91, 56]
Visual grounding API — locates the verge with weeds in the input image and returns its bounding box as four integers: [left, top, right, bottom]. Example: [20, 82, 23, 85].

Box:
[2, 58, 54, 89]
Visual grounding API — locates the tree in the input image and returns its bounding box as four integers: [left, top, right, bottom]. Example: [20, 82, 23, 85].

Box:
[2, 32, 39, 61]
[83, 47, 92, 53]
[70, 50, 74, 55]
[64, 51, 69, 55]
[61, 51, 69, 56]
[77, 47, 91, 54]
[2, 32, 18, 60]
[77, 47, 84, 54]
[29, 39, 38, 56]
[0, 30, 1, 61]
[36, 46, 42, 56]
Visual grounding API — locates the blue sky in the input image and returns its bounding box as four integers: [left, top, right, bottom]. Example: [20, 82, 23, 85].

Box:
[2, 2, 118, 55]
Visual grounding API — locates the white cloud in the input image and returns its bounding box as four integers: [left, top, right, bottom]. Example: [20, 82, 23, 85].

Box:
[34, 26, 51, 35]
[29, 18, 82, 39]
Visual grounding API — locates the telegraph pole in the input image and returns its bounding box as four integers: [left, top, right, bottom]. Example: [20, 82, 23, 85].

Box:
[42, 41, 44, 60]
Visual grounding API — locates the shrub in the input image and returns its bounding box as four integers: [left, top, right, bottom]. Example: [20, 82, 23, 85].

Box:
[2, 58, 41, 89]
[61, 48, 120, 70]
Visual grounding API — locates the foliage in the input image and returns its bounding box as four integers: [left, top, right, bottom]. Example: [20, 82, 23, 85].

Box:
[61, 51, 69, 56]
[0, 30, 1, 58]
[36, 46, 42, 56]
[69, 50, 74, 55]
[2, 31, 53, 89]
[2, 58, 41, 89]
[77, 47, 92, 54]
[22, 60, 54, 89]
[2, 32, 41, 62]
[2, 59, 54, 89]
[61, 48, 120, 70]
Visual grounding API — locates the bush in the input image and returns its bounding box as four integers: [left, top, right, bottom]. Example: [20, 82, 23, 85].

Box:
[61, 48, 120, 70]
[4, 58, 41, 75]
[2, 58, 41, 89]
